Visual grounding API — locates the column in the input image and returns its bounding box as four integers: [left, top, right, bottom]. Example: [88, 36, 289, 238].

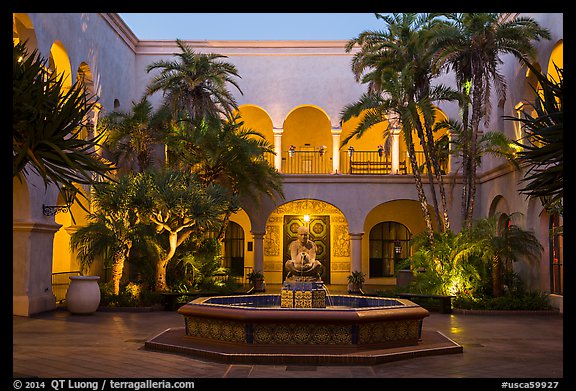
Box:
[388, 113, 401, 174]
[390, 129, 400, 174]
[273, 127, 283, 172]
[251, 231, 266, 275]
[331, 127, 342, 174]
[348, 232, 364, 273]
[13, 221, 60, 316]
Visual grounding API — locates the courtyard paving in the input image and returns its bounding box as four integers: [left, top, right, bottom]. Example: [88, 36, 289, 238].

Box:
[13, 301, 564, 384]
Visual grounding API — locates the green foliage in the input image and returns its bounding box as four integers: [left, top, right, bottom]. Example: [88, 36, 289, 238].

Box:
[407, 230, 485, 297]
[146, 39, 242, 123]
[246, 270, 264, 284]
[164, 114, 284, 209]
[347, 271, 366, 285]
[454, 291, 552, 311]
[508, 62, 563, 210]
[405, 214, 544, 309]
[99, 96, 165, 173]
[99, 281, 163, 307]
[168, 237, 239, 293]
[13, 41, 114, 192]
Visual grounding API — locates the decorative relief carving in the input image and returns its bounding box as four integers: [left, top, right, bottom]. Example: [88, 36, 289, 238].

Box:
[333, 224, 350, 257]
[264, 225, 280, 256]
[274, 200, 342, 215]
[263, 261, 283, 271]
[331, 262, 351, 271]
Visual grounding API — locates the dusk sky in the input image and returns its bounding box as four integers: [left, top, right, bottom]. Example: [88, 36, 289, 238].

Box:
[118, 13, 386, 41]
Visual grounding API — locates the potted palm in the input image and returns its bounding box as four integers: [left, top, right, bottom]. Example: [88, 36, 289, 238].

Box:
[347, 271, 365, 294]
[247, 270, 265, 292]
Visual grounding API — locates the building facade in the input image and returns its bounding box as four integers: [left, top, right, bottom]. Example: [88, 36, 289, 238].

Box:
[13, 13, 563, 316]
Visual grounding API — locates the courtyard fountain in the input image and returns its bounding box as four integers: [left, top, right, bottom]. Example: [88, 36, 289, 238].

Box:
[145, 227, 462, 364]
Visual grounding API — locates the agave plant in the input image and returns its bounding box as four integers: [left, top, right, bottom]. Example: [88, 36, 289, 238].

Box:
[508, 61, 563, 210]
[13, 41, 114, 198]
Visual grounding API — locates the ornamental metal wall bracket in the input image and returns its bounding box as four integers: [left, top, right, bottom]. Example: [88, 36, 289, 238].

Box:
[42, 185, 77, 216]
[42, 204, 71, 216]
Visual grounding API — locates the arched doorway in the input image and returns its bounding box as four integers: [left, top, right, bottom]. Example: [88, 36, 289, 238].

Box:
[263, 199, 350, 285]
[368, 222, 412, 278]
[223, 221, 245, 278]
[283, 214, 330, 283]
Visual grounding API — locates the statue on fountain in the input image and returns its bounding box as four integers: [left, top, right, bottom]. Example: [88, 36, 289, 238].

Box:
[284, 226, 324, 281]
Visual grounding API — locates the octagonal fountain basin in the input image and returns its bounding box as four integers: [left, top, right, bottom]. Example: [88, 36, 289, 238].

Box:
[145, 293, 463, 364]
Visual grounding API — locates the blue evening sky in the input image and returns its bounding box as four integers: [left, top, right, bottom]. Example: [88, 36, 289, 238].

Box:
[118, 13, 386, 40]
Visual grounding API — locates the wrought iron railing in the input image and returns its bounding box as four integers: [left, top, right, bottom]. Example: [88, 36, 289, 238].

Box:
[341, 150, 448, 175]
[282, 149, 331, 174]
[52, 271, 81, 303]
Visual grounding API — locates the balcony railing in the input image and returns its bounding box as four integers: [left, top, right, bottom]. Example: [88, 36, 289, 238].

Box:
[343, 150, 405, 175]
[270, 149, 448, 175]
[282, 149, 331, 174]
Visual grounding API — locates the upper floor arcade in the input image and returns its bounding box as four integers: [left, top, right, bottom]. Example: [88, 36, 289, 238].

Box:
[236, 103, 451, 176]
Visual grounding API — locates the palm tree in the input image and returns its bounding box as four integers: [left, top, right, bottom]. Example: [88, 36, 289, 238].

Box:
[131, 169, 234, 292]
[432, 13, 551, 228]
[342, 13, 453, 239]
[165, 115, 284, 239]
[145, 39, 242, 123]
[465, 213, 543, 297]
[437, 118, 519, 175]
[13, 41, 114, 194]
[69, 176, 150, 295]
[99, 97, 166, 174]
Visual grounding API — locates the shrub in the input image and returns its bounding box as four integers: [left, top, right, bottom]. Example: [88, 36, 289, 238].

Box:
[453, 291, 552, 311]
[98, 281, 162, 307]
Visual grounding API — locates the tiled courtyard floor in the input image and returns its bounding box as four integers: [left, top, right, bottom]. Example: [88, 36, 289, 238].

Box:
[13, 303, 564, 382]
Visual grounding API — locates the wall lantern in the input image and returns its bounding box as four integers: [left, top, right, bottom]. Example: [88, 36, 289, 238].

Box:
[394, 240, 402, 256]
[43, 185, 77, 216]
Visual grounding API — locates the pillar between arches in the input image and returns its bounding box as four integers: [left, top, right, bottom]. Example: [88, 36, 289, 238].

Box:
[251, 231, 266, 274]
[348, 232, 364, 273]
[273, 128, 283, 171]
[331, 127, 341, 174]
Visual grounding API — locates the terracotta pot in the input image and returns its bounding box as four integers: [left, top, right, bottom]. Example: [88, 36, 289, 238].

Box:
[66, 276, 101, 314]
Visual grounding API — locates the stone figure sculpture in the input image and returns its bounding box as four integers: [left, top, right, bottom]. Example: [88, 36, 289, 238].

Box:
[284, 226, 324, 280]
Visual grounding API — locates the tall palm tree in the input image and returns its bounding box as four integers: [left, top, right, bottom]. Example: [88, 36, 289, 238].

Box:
[99, 97, 166, 174]
[69, 176, 151, 295]
[145, 39, 242, 123]
[342, 13, 453, 239]
[341, 71, 435, 241]
[13, 41, 114, 193]
[432, 13, 551, 228]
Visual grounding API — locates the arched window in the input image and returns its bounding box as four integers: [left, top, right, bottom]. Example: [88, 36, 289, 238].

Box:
[224, 221, 244, 277]
[369, 221, 411, 278]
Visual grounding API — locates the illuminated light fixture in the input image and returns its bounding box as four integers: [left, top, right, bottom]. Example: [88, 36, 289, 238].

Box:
[303, 214, 310, 222]
[394, 240, 402, 255]
[43, 185, 77, 216]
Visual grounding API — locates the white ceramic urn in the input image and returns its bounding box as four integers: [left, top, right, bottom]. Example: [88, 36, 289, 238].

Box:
[66, 276, 101, 314]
